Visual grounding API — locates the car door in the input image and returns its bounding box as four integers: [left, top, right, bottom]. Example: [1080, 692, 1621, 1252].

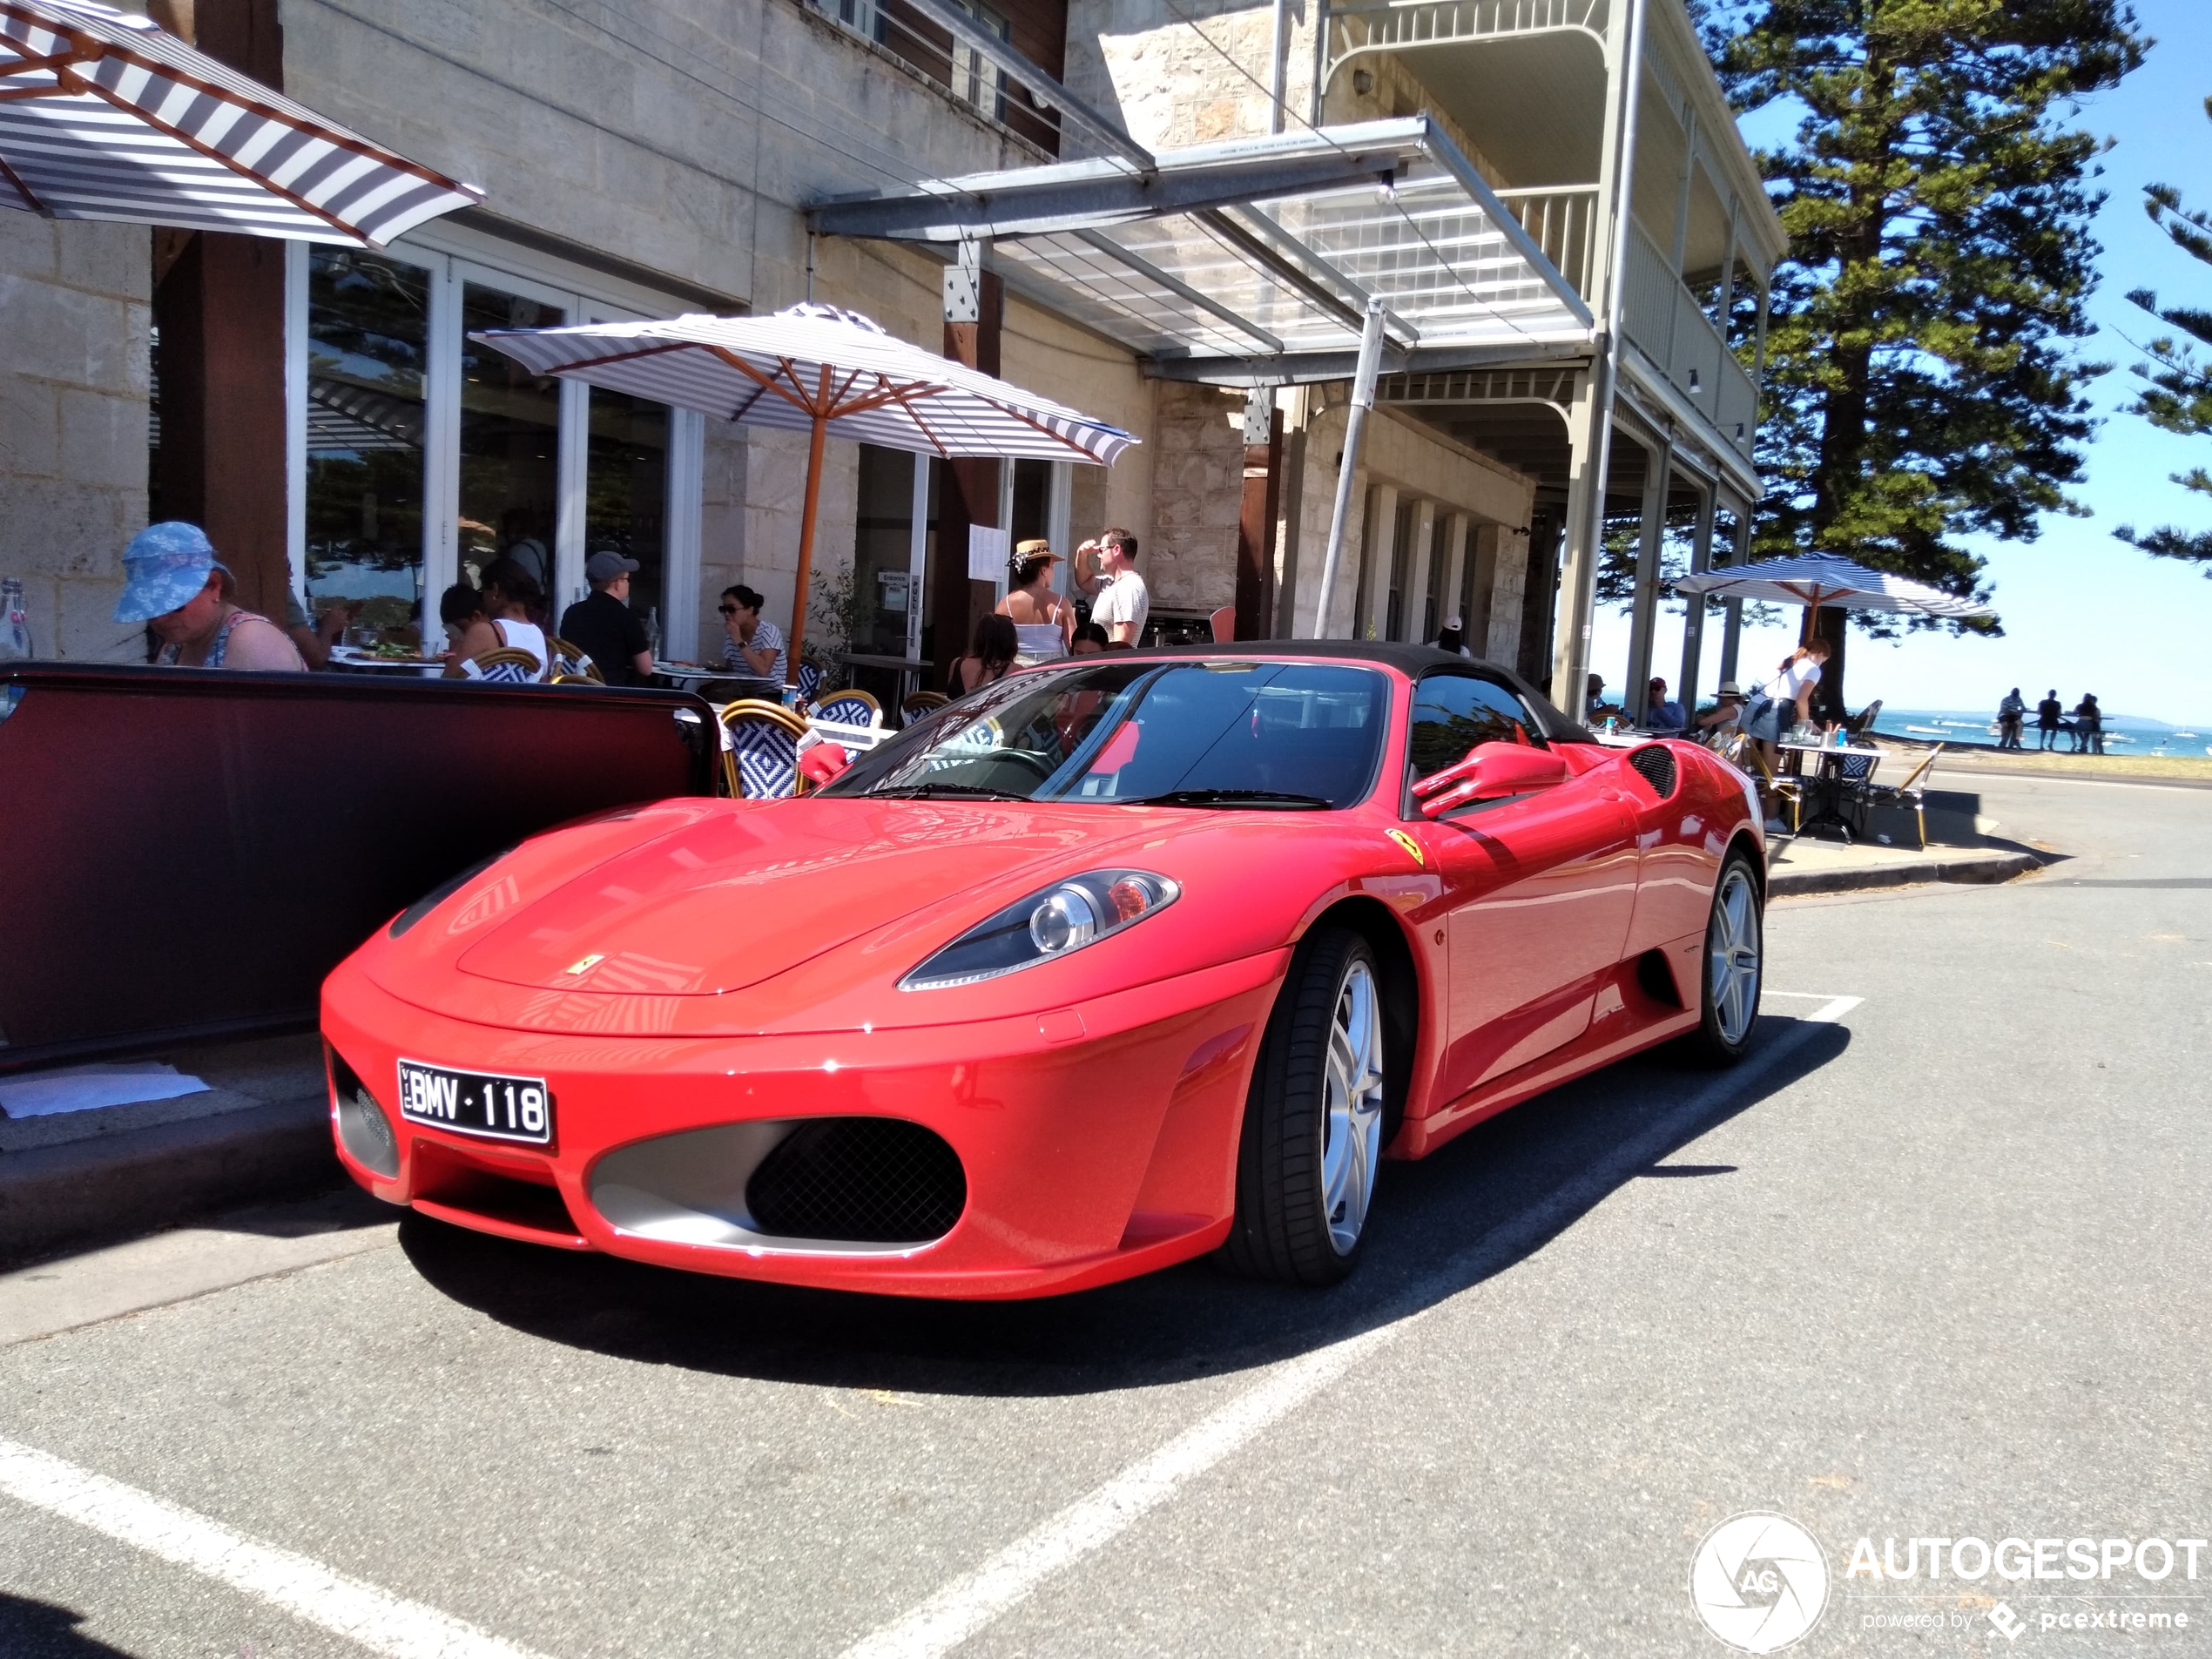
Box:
[1402, 673, 1641, 1105]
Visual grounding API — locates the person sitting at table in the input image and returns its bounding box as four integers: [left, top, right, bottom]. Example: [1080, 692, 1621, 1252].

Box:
[116, 522, 305, 671]
[997, 541, 1074, 664]
[558, 551, 651, 685]
[1698, 680, 1750, 738]
[951, 613, 1019, 694]
[1070, 620, 1109, 656]
[285, 591, 349, 671]
[445, 558, 550, 679]
[1646, 676, 1687, 732]
[719, 584, 786, 685]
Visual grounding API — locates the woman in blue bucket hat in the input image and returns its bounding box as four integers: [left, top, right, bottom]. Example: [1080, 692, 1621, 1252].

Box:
[114, 523, 303, 671]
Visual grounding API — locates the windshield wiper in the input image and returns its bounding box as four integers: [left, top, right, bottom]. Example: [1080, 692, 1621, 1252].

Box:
[1129, 788, 1334, 810]
[869, 783, 1034, 801]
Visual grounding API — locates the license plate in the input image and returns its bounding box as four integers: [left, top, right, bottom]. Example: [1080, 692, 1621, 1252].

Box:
[395, 1060, 554, 1146]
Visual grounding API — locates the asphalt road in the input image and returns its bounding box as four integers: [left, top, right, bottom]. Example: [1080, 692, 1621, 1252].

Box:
[2, 772, 2205, 1659]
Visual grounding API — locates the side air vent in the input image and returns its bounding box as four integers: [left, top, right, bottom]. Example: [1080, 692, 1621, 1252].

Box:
[1629, 744, 1677, 799]
[328, 1047, 400, 1177]
[746, 1118, 966, 1244]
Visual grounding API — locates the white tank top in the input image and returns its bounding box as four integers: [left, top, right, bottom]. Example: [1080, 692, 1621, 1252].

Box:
[1013, 622, 1067, 665]
[496, 618, 551, 679]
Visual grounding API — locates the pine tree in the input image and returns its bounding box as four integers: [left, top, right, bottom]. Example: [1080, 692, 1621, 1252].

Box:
[2114, 95, 2212, 577]
[1703, 0, 2146, 709]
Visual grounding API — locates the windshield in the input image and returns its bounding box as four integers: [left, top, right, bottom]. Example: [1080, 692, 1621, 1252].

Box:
[820, 660, 1389, 808]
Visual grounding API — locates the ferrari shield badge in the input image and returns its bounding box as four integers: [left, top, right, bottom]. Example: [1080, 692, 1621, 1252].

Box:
[1385, 828, 1425, 867]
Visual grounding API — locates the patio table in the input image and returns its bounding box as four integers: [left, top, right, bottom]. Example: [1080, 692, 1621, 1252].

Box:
[1778, 740, 1882, 840]
[326, 647, 439, 678]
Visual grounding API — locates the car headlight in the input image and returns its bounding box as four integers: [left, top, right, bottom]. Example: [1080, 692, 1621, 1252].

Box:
[900, 870, 1181, 990]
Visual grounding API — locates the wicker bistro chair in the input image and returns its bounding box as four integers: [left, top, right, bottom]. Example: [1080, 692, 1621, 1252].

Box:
[719, 698, 810, 799]
[1864, 745, 1943, 847]
[900, 690, 948, 726]
[794, 661, 823, 705]
[467, 645, 543, 684]
[549, 637, 604, 683]
[814, 688, 880, 729]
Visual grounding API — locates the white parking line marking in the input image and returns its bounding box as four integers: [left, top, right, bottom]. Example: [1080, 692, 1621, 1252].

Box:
[840, 996, 1865, 1659]
[0, 1438, 552, 1659]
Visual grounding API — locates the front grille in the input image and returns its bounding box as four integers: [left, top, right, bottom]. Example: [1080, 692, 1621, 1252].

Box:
[745, 1118, 966, 1244]
[1629, 744, 1677, 799]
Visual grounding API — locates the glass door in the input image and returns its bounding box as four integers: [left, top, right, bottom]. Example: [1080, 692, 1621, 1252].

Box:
[456, 280, 565, 609]
[301, 249, 431, 645]
[585, 387, 671, 655]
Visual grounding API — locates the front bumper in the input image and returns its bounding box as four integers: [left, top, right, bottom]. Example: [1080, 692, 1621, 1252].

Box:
[321, 948, 1287, 1298]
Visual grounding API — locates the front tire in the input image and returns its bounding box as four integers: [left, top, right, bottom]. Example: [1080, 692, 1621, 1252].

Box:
[1687, 850, 1764, 1065]
[1223, 927, 1387, 1285]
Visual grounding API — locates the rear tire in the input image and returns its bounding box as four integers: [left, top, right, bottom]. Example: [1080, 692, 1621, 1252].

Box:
[1686, 850, 1764, 1065]
[1223, 927, 1386, 1285]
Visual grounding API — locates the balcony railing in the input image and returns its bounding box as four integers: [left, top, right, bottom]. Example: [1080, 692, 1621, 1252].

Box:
[1495, 186, 1597, 302]
[807, 0, 1062, 154]
[1622, 223, 1757, 455]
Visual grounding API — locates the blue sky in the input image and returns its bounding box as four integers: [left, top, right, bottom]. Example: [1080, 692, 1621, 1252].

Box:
[1592, 1, 2212, 724]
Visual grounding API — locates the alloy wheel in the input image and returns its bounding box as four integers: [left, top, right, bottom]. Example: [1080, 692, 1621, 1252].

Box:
[1320, 958, 1386, 1256]
[1708, 865, 1762, 1047]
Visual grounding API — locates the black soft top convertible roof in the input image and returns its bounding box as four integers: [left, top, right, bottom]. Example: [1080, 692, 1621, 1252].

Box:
[1109, 641, 1596, 746]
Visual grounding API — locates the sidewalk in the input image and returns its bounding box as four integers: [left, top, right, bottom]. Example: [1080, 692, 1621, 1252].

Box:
[0, 1032, 339, 1267]
[1765, 833, 2042, 897]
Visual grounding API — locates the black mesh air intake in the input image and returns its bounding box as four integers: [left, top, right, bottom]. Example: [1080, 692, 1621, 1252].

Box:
[745, 1118, 966, 1244]
[1629, 744, 1678, 799]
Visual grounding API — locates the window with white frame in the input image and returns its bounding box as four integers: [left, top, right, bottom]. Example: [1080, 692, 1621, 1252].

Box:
[285, 239, 705, 658]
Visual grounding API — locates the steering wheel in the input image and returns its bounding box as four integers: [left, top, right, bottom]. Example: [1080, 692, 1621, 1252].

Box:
[992, 748, 1056, 781]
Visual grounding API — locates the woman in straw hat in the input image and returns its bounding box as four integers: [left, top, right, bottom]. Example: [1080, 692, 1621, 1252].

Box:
[996, 539, 1075, 666]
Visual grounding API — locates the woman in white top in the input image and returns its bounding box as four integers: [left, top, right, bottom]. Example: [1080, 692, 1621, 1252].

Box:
[1745, 637, 1831, 769]
[446, 557, 551, 680]
[997, 541, 1075, 665]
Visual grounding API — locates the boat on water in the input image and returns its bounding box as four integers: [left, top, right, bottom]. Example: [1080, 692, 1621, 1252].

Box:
[1904, 725, 1946, 736]
[2176, 731, 2199, 738]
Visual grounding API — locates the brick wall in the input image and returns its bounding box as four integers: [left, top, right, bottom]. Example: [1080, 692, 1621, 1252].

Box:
[0, 217, 152, 663]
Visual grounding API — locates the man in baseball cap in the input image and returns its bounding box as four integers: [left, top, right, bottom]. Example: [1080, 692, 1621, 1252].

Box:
[558, 550, 651, 685]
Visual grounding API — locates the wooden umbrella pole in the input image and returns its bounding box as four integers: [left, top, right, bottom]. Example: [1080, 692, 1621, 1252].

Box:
[786, 401, 830, 686]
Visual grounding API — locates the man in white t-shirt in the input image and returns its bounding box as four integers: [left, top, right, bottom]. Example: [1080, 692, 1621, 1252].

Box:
[1076, 527, 1148, 646]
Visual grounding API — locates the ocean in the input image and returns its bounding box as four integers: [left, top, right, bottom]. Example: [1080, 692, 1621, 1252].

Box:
[1870, 707, 2212, 758]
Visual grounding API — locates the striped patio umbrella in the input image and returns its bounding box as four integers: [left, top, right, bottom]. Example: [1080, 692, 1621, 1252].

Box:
[1672, 554, 1993, 619]
[474, 304, 1138, 680]
[0, 0, 482, 246]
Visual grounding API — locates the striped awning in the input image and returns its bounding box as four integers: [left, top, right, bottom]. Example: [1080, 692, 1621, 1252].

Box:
[474, 304, 1139, 465]
[0, 0, 482, 246]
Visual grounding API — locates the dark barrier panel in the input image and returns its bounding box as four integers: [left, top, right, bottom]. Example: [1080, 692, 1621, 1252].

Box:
[0, 666, 718, 1072]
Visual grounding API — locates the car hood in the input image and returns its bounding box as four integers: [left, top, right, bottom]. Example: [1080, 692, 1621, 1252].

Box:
[442, 796, 1177, 996]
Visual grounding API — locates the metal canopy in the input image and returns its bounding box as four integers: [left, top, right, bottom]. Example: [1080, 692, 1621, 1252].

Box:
[811, 118, 1595, 383]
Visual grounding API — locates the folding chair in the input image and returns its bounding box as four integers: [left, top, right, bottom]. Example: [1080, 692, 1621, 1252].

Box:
[1209, 604, 1237, 644]
[467, 646, 542, 684]
[814, 688, 880, 728]
[1865, 745, 1942, 847]
[719, 698, 809, 799]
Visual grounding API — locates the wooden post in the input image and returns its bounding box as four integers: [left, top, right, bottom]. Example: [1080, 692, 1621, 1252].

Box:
[934, 269, 1002, 689]
[786, 387, 830, 685]
[1234, 397, 1282, 640]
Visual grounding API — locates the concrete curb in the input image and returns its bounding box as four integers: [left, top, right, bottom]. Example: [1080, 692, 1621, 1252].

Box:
[1767, 847, 2043, 898]
[0, 1096, 341, 1267]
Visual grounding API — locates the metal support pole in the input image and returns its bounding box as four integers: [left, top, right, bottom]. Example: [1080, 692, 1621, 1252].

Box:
[1267, 0, 1289, 134]
[1623, 429, 1670, 722]
[1678, 480, 1716, 703]
[1312, 297, 1386, 638]
[1718, 504, 1750, 684]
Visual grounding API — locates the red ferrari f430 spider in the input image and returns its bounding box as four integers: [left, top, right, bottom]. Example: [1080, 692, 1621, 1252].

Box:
[322, 644, 1765, 1297]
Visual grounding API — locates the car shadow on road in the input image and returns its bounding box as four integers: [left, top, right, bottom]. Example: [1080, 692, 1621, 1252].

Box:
[0, 1594, 138, 1658]
[399, 1013, 1850, 1399]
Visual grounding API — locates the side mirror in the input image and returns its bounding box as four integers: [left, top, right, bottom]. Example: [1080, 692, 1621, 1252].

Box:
[1413, 741, 1570, 818]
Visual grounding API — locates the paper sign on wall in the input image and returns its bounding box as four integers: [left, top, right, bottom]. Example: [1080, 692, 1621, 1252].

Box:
[968, 524, 1009, 582]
